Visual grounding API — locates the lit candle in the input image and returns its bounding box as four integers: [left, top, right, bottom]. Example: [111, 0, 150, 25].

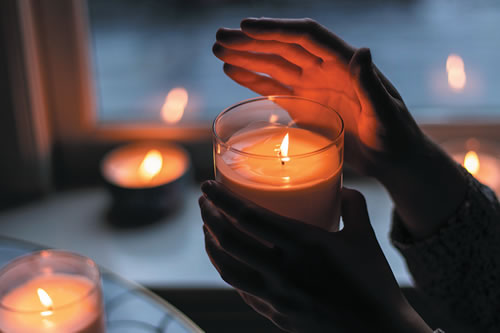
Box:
[100, 86, 192, 223]
[101, 143, 191, 222]
[213, 96, 344, 231]
[453, 149, 500, 195]
[102, 144, 189, 189]
[216, 126, 342, 230]
[443, 138, 500, 196]
[0, 251, 105, 333]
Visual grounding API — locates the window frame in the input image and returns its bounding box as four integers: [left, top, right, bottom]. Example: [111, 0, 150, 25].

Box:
[9, 0, 500, 186]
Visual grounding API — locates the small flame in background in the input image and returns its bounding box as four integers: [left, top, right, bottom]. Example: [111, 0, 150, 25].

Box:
[37, 288, 53, 317]
[446, 54, 466, 91]
[464, 150, 480, 175]
[280, 133, 290, 163]
[138, 150, 163, 182]
[162, 87, 188, 124]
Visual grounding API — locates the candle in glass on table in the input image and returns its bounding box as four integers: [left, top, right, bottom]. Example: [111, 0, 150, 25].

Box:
[100, 87, 192, 223]
[0, 250, 105, 333]
[213, 96, 344, 231]
[101, 143, 191, 222]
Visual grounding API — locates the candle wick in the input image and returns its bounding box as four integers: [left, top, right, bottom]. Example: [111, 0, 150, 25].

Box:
[278, 151, 285, 166]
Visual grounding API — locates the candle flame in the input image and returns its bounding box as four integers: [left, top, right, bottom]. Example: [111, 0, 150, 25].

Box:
[446, 54, 466, 91]
[464, 150, 480, 175]
[37, 288, 53, 317]
[161, 87, 188, 124]
[138, 149, 163, 182]
[280, 133, 290, 163]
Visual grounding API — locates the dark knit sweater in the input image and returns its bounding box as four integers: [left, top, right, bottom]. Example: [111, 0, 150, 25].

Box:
[391, 167, 500, 332]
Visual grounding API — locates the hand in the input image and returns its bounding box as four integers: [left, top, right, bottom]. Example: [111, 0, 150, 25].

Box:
[213, 17, 424, 177]
[199, 181, 431, 333]
[213, 18, 468, 239]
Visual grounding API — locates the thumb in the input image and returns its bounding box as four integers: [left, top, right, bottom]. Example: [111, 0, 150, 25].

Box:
[341, 187, 372, 233]
[349, 48, 393, 122]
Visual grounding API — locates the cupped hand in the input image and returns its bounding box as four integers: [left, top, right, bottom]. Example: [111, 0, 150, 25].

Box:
[213, 18, 426, 177]
[199, 180, 431, 333]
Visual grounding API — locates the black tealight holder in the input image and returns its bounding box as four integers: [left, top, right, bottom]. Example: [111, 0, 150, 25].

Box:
[101, 142, 191, 227]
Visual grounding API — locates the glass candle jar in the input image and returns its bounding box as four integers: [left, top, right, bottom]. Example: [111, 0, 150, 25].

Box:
[0, 250, 106, 333]
[213, 96, 344, 231]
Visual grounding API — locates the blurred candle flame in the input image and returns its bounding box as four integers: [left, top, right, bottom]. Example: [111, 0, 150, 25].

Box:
[138, 150, 163, 182]
[162, 87, 188, 123]
[280, 133, 290, 163]
[37, 288, 53, 317]
[464, 150, 480, 175]
[446, 54, 466, 91]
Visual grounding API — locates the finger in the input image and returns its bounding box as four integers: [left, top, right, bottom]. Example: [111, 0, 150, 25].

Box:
[340, 187, 372, 233]
[222, 65, 325, 130]
[348, 48, 395, 123]
[204, 226, 271, 298]
[201, 180, 302, 247]
[216, 28, 322, 68]
[238, 291, 294, 332]
[213, 43, 302, 84]
[223, 63, 293, 96]
[199, 195, 278, 273]
[241, 18, 354, 64]
[238, 290, 277, 315]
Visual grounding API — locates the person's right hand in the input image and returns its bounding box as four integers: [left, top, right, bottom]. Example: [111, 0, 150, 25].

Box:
[213, 17, 425, 177]
[199, 182, 432, 333]
[213, 18, 468, 239]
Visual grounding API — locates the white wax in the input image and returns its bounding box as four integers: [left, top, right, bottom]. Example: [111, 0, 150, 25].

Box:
[216, 126, 342, 230]
[0, 274, 105, 333]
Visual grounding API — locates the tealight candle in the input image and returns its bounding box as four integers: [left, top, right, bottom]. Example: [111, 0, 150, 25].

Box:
[101, 142, 191, 222]
[213, 96, 344, 231]
[444, 138, 500, 196]
[0, 250, 105, 333]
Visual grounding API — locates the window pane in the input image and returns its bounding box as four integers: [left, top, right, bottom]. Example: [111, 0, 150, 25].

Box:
[88, 0, 500, 124]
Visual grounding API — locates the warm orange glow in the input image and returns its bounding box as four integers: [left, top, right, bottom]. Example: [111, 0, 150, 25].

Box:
[269, 114, 278, 124]
[464, 150, 480, 175]
[138, 149, 163, 182]
[280, 133, 290, 163]
[37, 288, 53, 317]
[161, 87, 188, 124]
[446, 54, 466, 91]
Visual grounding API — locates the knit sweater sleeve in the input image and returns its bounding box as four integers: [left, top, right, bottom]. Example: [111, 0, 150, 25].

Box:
[390, 167, 500, 332]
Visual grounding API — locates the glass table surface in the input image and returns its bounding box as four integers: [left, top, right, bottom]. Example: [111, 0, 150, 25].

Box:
[0, 236, 204, 333]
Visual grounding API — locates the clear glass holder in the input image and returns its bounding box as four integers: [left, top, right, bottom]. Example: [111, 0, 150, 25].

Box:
[0, 250, 106, 333]
[213, 96, 344, 231]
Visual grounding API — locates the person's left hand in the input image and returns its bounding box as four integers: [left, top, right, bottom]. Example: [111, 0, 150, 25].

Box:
[199, 181, 431, 333]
